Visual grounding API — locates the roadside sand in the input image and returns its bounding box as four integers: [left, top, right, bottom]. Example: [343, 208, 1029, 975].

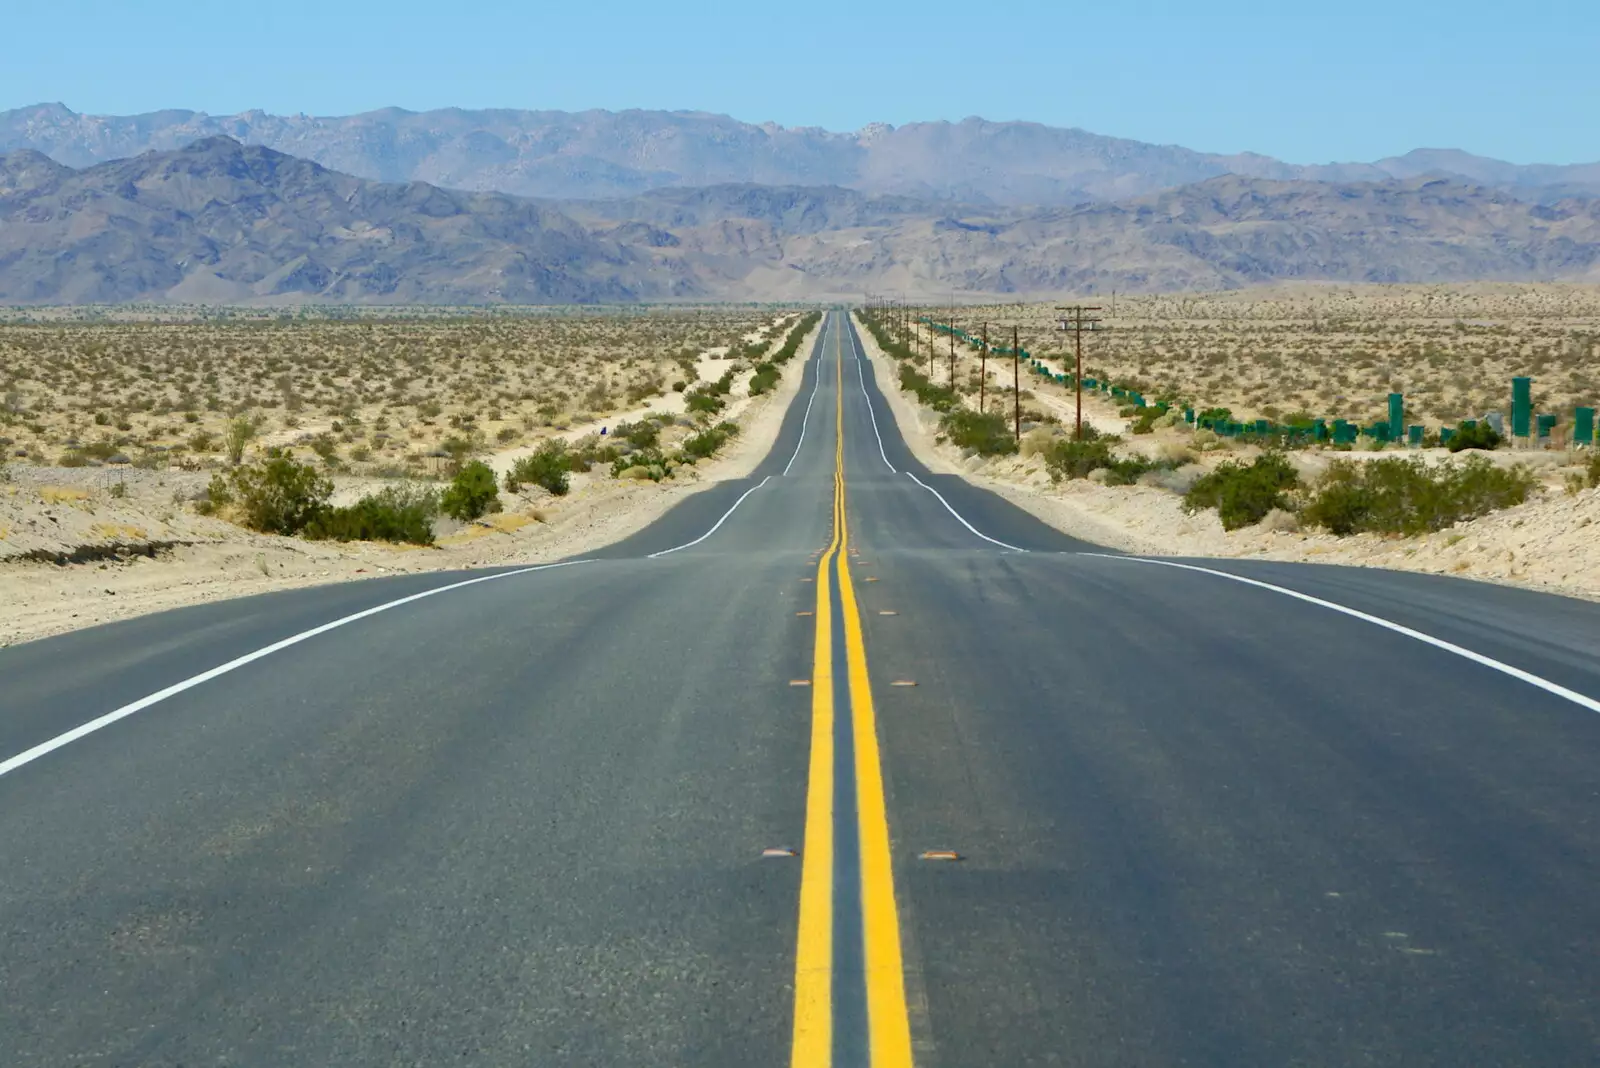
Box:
[0, 320, 822, 648]
[854, 312, 1600, 603]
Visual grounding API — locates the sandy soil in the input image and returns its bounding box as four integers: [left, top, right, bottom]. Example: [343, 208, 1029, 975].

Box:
[916, 284, 1600, 436]
[854, 311, 1600, 603]
[0, 319, 822, 648]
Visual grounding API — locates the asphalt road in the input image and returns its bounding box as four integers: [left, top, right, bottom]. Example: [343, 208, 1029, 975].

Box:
[3, 310, 1600, 1066]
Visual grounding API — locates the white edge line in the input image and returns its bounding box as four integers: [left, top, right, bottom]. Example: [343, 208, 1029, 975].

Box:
[1078, 552, 1600, 716]
[845, 313, 897, 473]
[0, 560, 592, 780]
[905, 470, 1028, 553]
[647, 475, 774, 558]
[783, 314, 830, 476]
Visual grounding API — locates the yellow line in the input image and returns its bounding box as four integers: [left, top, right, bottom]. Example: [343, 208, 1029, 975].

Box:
[836, 315, 916, 1066]
[793, 312, 914, 1067]
[837, 536, 915, 1064]
[792, 392, 843, 1065]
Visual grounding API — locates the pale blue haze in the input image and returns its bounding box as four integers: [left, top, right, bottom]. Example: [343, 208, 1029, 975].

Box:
[3, 0, 1595, 164]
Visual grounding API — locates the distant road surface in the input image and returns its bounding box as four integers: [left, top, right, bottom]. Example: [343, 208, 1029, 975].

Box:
[4, 310, 1600, 1066]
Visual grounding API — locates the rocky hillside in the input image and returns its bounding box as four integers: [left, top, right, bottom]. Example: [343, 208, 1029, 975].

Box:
[6, 103, 1599, 206]
[0, 137, 693, 303]
[4, 140, 1599, 303]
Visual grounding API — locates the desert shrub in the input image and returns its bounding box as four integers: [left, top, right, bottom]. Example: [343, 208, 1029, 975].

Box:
[1566, 451, 1600, 493]
[1100, 455, 1164, 486]
[1448, 422, 1501, 452]
[229, 451, 334, 534]
[224, 414, 256, 464]
[1184, 453, 1300, 531]
[612, 420, 659, 449]
[749, 361, 780, 396]
[439, 435, 480, 475]
[440, 460, 501, 520]
[941, 409, 1018, 456]
[1128, 405, 1168, 435]
[898, 363, 958, 412]
[194, 472, 232, 515]
[686, 388, 725, 415]
[770, 312, 822, 363]
[613, 446, 668, 480]
[1302, 455, 1536, 536]
[505, 440, 571, 496]
[306, 485, 439, 545]
[309, 434, 340, 466]
[682, 420, 739, 460]
[1044, 438, 1115, 481]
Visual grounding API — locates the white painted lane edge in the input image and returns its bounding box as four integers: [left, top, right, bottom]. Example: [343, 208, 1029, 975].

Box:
[905, 471, 1028, 553]
[1079, 553, 1600, 716]
[783, 313, 830, 477]
[0, 560, 592, 780]
[844, 315, 897, 473]
[647, 475, 775, 558]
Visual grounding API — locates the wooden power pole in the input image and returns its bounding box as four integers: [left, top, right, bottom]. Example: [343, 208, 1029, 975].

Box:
[1057, 305, 1103, 440]
[948, 315, 957, 389]
[1012, 326, 1021, 441]
[979, 322, 988, 415]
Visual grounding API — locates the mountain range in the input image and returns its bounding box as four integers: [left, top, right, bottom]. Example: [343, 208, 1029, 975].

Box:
[3, 135, 1600, 304]
[6, 103, 1600, 207]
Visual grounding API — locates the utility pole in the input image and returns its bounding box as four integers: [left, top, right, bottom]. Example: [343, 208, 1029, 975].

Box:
[979, 322, 988, 415]
[948, 315, 957, 389]
[1057, 305, 1103, 441]
[1012, 325, 1021, 442]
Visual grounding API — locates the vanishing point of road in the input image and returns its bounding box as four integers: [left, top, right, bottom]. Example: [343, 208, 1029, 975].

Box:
[4, 311, 1600, 1066]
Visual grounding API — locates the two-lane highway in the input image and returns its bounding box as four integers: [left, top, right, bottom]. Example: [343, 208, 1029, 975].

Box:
[4, 310, 1600, 1065]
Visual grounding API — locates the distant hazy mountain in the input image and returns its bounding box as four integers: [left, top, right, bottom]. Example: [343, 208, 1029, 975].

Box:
[3, 139, 1598, 304]
[5, 103, 1599, 206]
[0, 137, 694, 303]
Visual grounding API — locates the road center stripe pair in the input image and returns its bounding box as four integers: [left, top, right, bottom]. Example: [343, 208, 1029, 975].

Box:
[792, 317, 915, 1067]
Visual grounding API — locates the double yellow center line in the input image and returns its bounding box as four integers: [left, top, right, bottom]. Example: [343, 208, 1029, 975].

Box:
[792, 316, 914, 1067]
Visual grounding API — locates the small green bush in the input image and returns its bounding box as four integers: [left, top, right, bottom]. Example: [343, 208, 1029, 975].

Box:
[1447, 422, 1501, 452]
[613, 446, 668, 480]
[1302, 455, 1536, 535]
[683, 420, 739, 460]
[898, 363, 958, 412]
[1569, 451, 1600, 492]
[1128, 405, 1168, 435]
[440, 460, 502, 520]
[224, 414, 256, 465]
[306, 485, 439, 545]
[1044, 438, 1115, 481]
[686, 389, 725, 415]
[941, 409, 1018, 457]
[749, 362, 780, 396]
[611, 420, 659, 449]
[230, 452, 335, 534]
[1184, 453, 1300, 531]
[505, 440, 571, 496]
[770, 312, 822, 363]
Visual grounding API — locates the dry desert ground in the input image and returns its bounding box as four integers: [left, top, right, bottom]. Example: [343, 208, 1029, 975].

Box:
[855, 290, 1600, 602]
[919, 283, 1600, 437]
[0, 307, 819, 645]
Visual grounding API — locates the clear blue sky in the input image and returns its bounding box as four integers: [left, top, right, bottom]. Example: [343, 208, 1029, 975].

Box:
[4, 0, 1595, 164]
